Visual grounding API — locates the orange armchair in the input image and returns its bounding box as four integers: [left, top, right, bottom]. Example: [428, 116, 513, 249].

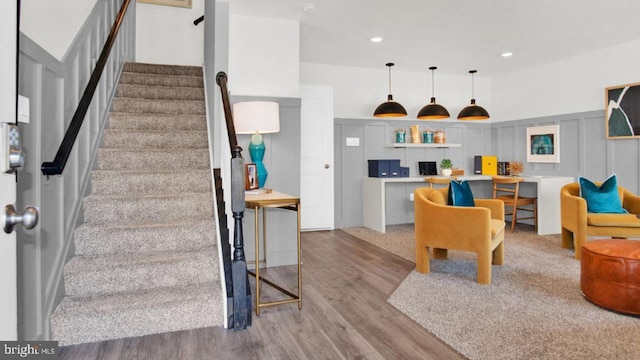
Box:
[414, 187, 506, 285]
[560, 183, 640, 259]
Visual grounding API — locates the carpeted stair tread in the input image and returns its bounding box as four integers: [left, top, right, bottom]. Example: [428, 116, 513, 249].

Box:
[107, 113, 207, 130]
[64, 248, 218, 297]
[83, 192, 214, 225]
[74, 219, 216, 256]
[51, 62, 223, 345]
[91, 169, 211, 195]
[116, 83, 204, 100]
[101, 129, 209, 149]
[96, 148, 210, 170]
[119, 72, 203, 88]
[123, 62, 203, 76]
[51, 283, 222, 346]
[113, 97, 205, 115]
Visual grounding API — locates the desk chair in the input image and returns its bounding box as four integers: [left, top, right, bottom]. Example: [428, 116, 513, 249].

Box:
[492, 176, 537, 232]
[425, 176, 456, 188]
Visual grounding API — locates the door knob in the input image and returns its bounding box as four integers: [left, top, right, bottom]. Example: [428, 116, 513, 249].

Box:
[3, 204, 39, 234]
[324, 164, 330, 169]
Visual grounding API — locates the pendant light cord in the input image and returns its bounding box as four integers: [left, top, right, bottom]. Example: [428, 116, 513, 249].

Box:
[388, 65, 392, 94]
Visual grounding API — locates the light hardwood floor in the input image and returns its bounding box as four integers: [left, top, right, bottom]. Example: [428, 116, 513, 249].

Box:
[58, 230, 464, 360]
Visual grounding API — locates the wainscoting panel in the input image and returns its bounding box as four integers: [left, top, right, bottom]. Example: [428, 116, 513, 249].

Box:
[17, 0, 135, 340]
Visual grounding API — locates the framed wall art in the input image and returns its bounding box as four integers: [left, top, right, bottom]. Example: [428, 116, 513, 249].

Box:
[245, 164, 258, 190]
[526, 125, 560, 163]
[138, 0, 192, 9]
[606, 82, 640, 139]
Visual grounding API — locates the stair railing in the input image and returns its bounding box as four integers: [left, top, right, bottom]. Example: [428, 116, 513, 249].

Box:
[216, 71, 252, 330]
[41, 0, 131, 176]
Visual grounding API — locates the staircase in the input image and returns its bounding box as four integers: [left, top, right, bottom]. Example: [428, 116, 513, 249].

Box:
[50, 62, 224, 346]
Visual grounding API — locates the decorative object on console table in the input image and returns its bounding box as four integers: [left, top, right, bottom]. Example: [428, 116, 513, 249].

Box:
[233, 101, 280, 188]
[245, 164, 258, 190]
[373, 63, 407, 118]
[606, 81, 640, 138]
[458, 70, 490, 120]
[526, 125, 559, 163]
[440, 158, 452, 176]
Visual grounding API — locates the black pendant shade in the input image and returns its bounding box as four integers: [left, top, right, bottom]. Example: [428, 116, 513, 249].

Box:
[374, 63, 407, 118]
[417, 66, 450, 120]
[458, 70, 489, 120]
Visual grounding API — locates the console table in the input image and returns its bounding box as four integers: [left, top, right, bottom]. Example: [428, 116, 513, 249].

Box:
[245, 191, 302, 315]
[363, 175, 574, 235]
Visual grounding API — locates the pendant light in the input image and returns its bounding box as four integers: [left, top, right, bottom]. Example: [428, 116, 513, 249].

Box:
[373, 63, 407, 117]
[417, 66, 450, 120]
[457, 70, 490, 120]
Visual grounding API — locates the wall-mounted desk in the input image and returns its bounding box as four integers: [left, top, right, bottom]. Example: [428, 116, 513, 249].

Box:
[363, 175, 574, 235]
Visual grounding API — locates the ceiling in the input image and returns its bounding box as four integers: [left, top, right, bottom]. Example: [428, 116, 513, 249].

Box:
[226, 0, 640, 77]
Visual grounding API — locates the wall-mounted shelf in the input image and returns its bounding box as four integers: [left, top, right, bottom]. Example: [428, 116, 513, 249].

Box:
[385, 143, 462, 148]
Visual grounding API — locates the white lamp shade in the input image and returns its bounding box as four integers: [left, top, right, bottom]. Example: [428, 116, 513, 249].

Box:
[233, 101, 280, 134]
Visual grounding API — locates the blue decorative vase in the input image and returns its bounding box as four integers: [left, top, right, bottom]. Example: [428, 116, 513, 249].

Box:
[249, 135, 268, 188]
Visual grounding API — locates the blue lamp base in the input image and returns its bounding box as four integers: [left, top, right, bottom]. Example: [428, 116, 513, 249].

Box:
[248, 133, 268, 188]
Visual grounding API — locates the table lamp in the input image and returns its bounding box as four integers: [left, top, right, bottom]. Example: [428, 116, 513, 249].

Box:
[233, 101, 280, 188]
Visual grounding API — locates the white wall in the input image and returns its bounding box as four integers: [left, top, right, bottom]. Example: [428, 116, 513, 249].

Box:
[20, 0, 98, 60]
[491, 38, 640, 122]
[136, 0, 204, 66]
[300, 63, 491, 121]
[229, 15, 299, 98]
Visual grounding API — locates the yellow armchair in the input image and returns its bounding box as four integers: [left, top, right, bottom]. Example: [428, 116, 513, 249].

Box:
[414, 187, 506, 285]
[560, 182, 640, 259]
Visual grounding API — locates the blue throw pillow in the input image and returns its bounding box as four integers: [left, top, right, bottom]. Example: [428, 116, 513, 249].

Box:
[579, 174, 626, 213]
[448, 180, 475, 207]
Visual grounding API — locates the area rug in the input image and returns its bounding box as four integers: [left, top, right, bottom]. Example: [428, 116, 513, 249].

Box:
[343, 225, 640, 360]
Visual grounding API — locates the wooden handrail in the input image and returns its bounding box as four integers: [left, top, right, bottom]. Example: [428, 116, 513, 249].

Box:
[41, 0, 131, 176]
[215, 72, 239, 154]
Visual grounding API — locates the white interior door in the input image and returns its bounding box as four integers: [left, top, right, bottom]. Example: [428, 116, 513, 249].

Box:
[300, 86, 334, 230]
[0, 0, 18, 341]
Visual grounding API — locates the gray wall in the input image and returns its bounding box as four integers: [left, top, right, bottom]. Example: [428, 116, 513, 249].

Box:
[17, 0, 135, 340]
[231, 95, 302, 267]
[334, 110, 640, 229]
[334, 119, 492, 228]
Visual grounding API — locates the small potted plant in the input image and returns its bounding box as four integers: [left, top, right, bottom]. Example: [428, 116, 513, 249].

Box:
[441, 158, 453, 176]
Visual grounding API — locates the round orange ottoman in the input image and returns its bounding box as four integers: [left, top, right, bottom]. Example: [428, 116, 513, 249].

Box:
[581, 239, 640, 316]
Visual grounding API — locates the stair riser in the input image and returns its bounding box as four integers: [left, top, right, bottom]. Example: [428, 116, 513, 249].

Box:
[91, 170, 211, 195]
[64, 252, 218, 297]
[74, 221, 215, 256]
[120, 72, 203, 88]
[117, 84, 204, 100]
[101, 130, 209, 149]
[123, 62, 202, 76]
[83, 194, 214, 225]
[107, 113, 207, 131]
[96, 149, 210, 170]
[113, 98, 205, 115]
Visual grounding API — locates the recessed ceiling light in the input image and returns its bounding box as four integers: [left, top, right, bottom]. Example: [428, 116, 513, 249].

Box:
[302, 3, 316, 13]
[371, 37, 383, 43]
[501, 52, 513, 57]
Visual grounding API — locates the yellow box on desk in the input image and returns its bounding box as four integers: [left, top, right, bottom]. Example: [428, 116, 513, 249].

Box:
[474, 155, 498, 175]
